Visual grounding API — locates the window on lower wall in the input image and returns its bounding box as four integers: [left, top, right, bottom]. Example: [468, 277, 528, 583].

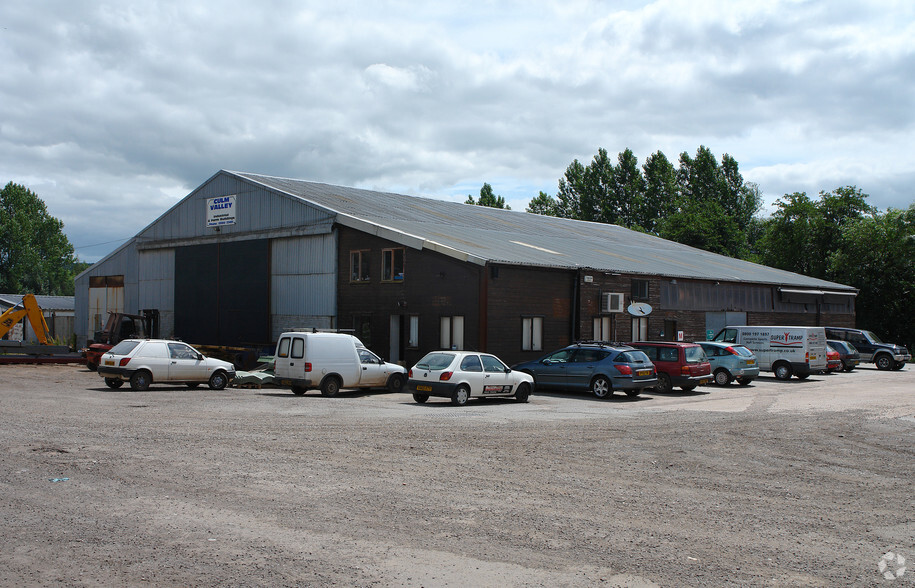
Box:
[632, 316, 649, 341]
[350, 250, 370, 282]
[382, 248, 405, 282]
[440, 316, 464, 350]
[522, 316, 543, 351]
[593, 316, 612, 342]
[408, 315, 419, 348]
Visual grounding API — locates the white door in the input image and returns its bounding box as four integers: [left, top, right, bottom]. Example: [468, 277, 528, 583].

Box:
[480, 354, 513, 395]
[357, 348, 387, 387]
[458, 354, 486, 395]
[168, 342, 204, 381]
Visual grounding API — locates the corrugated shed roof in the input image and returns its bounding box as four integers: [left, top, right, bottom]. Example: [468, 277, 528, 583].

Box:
[0, 294, 75, 311]
[230, 171, 855, 291]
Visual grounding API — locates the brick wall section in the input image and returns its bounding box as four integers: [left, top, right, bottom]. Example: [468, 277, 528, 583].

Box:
[486, 265, 574, 365]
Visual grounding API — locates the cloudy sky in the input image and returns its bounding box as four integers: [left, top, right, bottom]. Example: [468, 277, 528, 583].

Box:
[2, 1, 913, 262]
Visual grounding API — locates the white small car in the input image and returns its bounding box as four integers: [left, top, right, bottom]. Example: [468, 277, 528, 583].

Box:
[407, 351, 534, 406]
[97, 339, 236, 391]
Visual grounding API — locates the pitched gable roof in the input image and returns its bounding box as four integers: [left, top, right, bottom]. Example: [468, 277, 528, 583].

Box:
[231, 171, 855, 292]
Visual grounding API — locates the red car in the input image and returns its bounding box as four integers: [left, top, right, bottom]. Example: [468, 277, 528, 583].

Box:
[825, 344, 842, 373]
[628, 341, 712, 393]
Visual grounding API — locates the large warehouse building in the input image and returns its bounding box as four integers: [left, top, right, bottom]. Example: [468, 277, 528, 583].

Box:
[74, 170, 857, 366]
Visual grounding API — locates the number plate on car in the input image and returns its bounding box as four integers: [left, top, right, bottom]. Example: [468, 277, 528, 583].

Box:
[416, 385, 432, 392]
[699, 379, 710, 385]
[746, 359, 756, 365]
[636, 369, 652, 376]
[104, 360, 114, 366]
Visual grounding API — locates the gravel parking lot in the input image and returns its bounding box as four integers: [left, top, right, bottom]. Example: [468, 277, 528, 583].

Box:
[1, 363, 913, 586]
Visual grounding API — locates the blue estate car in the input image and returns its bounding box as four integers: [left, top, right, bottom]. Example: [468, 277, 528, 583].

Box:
[512, 342, 657, 398]
[696, 341, 760, 386]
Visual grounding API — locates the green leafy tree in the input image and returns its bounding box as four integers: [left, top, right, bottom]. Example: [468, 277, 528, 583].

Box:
[0, 182, 79, 295]
[526, 191, 559, 216]
[556, 158, 596, 221]
[465, 183, 509, 209]
[640, 151, 678, 235]
[611, 148, 646, 229]
[754, 192, 821, 276]
[662, 147, 746, 256]
[829, 204, 915, 350]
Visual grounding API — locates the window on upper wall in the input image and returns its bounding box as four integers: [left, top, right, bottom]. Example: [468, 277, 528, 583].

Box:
[350, 250, 370, 282]
[521, 316, 543, 351]
[631, 279, 649, 300]
[382, 248, 405, 282]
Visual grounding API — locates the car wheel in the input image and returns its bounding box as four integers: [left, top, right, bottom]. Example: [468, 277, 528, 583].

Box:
[624, 389, 640, 397]
[208, 371, 228, 390]
[291, 385, 307, 396]
[736, 377, 753, 386]
[714, 369, 732, 386]
[386, 373, 405, 393]
[129, 370, 151, 391]
[451, 385, 470, 406]
[655, 373, 672, 393]
[843, 366, 855, 372]
[773, 362, 792, 381]
[591, 376, 612, 398]
[514, 382, 531, 403]
[186, 382, 200, 388]
[892, 362, 905, 371]
[86, 362, 98, 372]
[413, 393, 429, 403]
[875, 354, 893, 370]
[320, 376, 341, 397]
[104, 377, 123, 389]
[795, 373, 809, 380]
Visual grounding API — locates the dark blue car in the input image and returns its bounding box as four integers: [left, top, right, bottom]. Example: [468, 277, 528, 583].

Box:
[512, 343, 657, 398]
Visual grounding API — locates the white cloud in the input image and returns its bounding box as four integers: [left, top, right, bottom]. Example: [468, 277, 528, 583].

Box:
[1, 0, 913, 262]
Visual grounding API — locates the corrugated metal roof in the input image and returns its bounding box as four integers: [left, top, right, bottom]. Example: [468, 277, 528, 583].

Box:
[230, 171, 855, 291]
[0, 294, 75, 311]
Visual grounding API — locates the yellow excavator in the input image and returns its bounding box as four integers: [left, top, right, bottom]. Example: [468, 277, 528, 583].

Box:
[0, 294, 53, 344]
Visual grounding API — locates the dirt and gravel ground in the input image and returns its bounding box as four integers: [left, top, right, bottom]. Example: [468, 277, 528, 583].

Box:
[1, 362, 913, 587]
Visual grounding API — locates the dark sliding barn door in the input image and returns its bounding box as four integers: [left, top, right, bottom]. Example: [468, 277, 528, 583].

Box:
[174, 239, 270, 346]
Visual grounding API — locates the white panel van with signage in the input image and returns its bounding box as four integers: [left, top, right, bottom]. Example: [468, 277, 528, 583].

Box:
[712, 326, 828, 380]
[274, 332, 407, 396]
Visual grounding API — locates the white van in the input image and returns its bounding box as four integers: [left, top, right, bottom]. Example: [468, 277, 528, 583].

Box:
[273, 332, 407, 396]
[712, 326, 828, 380]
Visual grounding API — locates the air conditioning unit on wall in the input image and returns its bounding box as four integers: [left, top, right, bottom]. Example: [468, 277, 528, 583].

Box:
[601, 292, 624, 313]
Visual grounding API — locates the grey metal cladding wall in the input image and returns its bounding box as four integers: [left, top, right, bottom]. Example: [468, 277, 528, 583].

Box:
[138, 249, 176, 338]
[73, 239, 141, 345]
[139, 172, 335, 243]
[271, 234, 337, 319]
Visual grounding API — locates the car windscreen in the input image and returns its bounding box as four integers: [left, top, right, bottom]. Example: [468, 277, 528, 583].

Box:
[618, 350, 651, 364]
[109, 340, 140, 355]
[684, 346, 706, 363]
[415, 352, 455, 370]
[863, 330, 883, 344]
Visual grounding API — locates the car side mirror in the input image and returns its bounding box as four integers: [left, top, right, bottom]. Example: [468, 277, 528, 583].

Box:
[504, 367, 511, 373]
[197, 353, 204, 361]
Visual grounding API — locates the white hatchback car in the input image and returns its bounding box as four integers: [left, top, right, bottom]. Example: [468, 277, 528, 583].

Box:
[97, 339, 236, 391]
[407, 351, 534, 406]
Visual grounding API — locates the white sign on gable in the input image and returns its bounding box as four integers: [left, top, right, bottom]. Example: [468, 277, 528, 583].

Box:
[207, 195, 237, 227]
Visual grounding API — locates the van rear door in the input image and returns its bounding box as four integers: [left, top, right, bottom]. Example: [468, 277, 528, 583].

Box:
[275, 334, 307, 379]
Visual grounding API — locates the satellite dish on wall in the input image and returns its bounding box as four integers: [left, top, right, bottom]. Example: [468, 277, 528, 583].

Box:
[627, 302, 652, 316]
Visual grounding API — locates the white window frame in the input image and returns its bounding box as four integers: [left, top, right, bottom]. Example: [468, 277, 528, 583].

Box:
[522, 316, 543, 351]
[440, 316, 464, 350]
